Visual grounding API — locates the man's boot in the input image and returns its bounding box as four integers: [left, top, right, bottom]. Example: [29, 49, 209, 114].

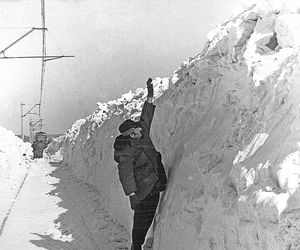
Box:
[131, 243, 142, 250]
[143, 238, 154, 250]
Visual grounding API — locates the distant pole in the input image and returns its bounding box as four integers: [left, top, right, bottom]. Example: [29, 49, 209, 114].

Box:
[29, 119, 34, 142]
[20, 103, 25, 140]
[39, 0, 46, 120]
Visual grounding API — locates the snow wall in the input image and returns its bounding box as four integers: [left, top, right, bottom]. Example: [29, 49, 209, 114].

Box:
[0, 125, 32, 177]
[62, 1, 300, 249]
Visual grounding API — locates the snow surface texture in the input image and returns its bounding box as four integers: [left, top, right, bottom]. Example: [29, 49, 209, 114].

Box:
[0, 125, 33, 230]
[62, 78, 170, 231]
[0, 125, 32, 178]
[46, 135, 65, 162]
[62, 1, 300, 249]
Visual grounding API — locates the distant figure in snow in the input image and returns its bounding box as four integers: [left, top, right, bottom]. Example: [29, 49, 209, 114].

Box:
[113, 78, 167, 250]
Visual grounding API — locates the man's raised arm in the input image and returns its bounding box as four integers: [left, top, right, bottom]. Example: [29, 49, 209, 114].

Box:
[139, 78, 156, 133]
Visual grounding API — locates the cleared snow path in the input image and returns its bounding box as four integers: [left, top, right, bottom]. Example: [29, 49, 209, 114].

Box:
[0, 160, 130, 250]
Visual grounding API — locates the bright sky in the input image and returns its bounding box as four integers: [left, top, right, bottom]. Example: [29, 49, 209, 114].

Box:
[0, 0, 240, 135]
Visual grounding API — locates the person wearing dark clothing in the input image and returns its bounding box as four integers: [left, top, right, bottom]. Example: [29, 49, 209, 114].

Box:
[132, 189, 160, 249]
[113, 78, 167, 250]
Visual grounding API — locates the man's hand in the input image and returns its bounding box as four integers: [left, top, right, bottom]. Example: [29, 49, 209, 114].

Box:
[146, 78, 153, 98]
[147, 77, 152, 85]
[129, 194, 140, 210]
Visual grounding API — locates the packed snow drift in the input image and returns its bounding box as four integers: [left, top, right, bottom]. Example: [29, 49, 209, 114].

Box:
[0, 125, 32, 178]
[46, 135, 65, 163]
[62, 1, 300, 249]
[0, 125, 33, 229]
[0, 126, 130, 249]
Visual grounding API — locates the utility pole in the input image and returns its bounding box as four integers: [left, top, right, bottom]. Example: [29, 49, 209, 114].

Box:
[20, 103, 25, 140]
[3, 0, 73, 138]
[20, 104, 40, 141]
[29, 118, 33, 142]
[39, 0, 46, 119]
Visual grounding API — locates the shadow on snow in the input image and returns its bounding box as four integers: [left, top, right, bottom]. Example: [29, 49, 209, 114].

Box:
[30, 162, 130, 250]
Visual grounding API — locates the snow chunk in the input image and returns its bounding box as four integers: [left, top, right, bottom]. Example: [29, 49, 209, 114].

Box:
[61, 1, 300, 249]
[0, 125, 31, 185]
[276, 14, 300, 48]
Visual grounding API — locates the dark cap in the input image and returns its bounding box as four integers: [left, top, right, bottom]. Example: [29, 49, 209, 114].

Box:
[118, 119, 139, 133]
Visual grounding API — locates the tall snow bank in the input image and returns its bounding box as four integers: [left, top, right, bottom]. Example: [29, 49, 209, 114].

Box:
[62, 78, 169, 230]
[63, 0, 300, 249]
[46, 135, 65, 162]
[0, 125, 32, 178]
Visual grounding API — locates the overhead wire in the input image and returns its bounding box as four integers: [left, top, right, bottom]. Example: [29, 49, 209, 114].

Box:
[1, 0, 73, 136]
[47, 30, 64, 55]
[0, 27, 34, 30]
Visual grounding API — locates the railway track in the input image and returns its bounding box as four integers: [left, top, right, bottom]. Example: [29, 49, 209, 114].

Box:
[0, 164, 31, 237]
[0, 161, 129, 249]
[61, 179, 101, 250]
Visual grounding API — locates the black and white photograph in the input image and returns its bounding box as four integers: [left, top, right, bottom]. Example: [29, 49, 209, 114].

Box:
[1, 0, 300, 249]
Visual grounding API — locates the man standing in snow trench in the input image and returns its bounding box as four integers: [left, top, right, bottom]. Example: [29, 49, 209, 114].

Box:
[113, 78, 167, 250]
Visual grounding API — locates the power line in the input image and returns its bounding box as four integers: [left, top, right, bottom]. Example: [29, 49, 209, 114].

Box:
[0, 55, 74, 60]
[47, 30, 64, 55]
[0, 27, 34, 30]
[1, 0, 74, 138]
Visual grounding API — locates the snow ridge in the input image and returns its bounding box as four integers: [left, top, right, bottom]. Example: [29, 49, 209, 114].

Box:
[63, 1, 300, 249]
[0, 125, 32, 177]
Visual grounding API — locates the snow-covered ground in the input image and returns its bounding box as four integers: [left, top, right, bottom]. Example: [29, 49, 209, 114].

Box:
[61, 1, 300, 249]
[0, 126, 130, 249]
[0, 125, 32, 176]
[2, 0, 300, 249]
[0, 126, 32, 237]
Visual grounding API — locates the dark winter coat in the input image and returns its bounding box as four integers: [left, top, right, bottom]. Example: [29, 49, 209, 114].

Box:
[113, 101, 167, 201]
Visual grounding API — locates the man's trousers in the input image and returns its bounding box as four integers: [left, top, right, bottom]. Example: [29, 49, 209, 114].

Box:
[131, 190, 159, 250]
